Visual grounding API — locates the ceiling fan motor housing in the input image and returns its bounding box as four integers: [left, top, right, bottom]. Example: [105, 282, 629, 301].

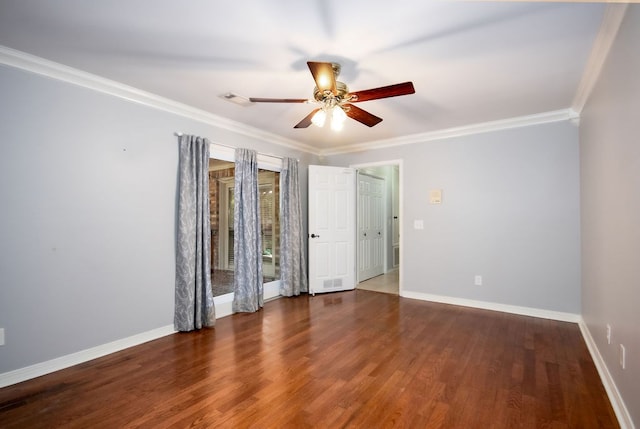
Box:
[314, 81, 350, 105]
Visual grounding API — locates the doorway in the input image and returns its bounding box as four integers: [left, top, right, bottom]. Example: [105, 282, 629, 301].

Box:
[352, 161, 402, 295]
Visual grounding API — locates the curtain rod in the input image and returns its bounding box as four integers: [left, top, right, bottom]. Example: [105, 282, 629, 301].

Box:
[174, 131, 296, 162]
[174, 132, 235, 151]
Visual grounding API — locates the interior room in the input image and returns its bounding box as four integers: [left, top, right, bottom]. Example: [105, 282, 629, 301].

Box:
[0, 1, 638, 427]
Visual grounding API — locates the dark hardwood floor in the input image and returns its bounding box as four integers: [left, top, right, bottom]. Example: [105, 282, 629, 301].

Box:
[0, 290, 619, 428]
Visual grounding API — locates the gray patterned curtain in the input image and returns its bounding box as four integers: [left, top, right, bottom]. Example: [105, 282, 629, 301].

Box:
[232, 148, 264, 312]
[174, 135, 215, 331]
[280, 157, 308, 296]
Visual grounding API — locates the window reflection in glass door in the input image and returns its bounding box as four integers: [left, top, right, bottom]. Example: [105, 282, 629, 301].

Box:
[259, 172, 280, 282]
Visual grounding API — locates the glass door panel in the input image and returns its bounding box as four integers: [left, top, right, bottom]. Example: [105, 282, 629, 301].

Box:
[209, 161, 281, 297]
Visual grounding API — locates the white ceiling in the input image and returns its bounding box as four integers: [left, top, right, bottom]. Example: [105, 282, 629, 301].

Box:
[0, 1, 607, 153]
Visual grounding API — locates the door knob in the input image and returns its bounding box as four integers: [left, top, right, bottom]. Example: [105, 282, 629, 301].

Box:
[310, 234, 320, 238]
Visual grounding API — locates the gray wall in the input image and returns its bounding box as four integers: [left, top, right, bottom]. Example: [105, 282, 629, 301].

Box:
[0, 64, 318, 374]
[326, 121, 581, 313]
[579, 5, 640, 426]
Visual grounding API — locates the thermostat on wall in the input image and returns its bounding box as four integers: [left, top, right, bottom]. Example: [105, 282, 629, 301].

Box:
[429, 189, 443, 204]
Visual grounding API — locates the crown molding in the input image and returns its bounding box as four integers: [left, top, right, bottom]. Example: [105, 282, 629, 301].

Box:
[0, 42, 600, 158]
[572, 3, 629, 114]
[0, 45, 320, 156]
[322, 108, 579, 156]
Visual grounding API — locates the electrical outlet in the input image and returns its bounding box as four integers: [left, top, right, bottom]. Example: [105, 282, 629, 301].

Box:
[0, 328, 4, 346]
[606, 324, 611, 344]
[620, 344, 626, 369]
[474, 275, 482, 286]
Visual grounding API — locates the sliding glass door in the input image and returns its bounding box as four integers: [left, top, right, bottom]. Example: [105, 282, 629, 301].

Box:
[209, 159, 280, 297]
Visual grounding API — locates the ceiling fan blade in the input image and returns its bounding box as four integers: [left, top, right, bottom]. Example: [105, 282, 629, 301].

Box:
[249, 97, 308, 103]
[344, 104, 383, 127]
[307, 61, 337, 95]
[294, 108, 321, 128]
[348, 82, 415, 102]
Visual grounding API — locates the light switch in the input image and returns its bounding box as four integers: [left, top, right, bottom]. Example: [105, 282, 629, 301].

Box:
[414, 220, 424, 230]
[429, 189, 442, 204]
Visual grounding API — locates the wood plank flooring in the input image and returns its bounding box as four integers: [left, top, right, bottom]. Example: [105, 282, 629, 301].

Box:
[0, 290, 619, 428]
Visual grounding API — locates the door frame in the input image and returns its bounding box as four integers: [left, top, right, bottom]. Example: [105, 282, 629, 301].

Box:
[350, 159, 403, 296]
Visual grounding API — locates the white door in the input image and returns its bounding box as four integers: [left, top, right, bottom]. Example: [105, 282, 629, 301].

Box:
[308, 165, 356, 295]
[358, 173, 385, 282]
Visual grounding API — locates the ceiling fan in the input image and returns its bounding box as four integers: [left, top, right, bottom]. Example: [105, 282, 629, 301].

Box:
[249, 61, 415, 131]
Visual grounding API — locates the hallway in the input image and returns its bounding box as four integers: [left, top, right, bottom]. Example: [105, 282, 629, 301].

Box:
[357, 270, 399, 295]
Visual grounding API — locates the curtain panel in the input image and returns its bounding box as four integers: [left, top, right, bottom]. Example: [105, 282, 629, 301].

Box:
[232, 148, 264, 312]
[174, 135, 215, 331]
[280, 157, 308, 296]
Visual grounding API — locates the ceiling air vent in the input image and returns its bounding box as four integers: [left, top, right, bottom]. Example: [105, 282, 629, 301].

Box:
[219, 92, 253, 107]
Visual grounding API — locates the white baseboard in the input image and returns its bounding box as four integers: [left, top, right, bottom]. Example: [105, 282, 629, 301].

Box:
[399, 290, 632, 428]
[1, 290, 632, 429]
[213, 293, 235, 319]
[264, 281, 281, 301]
[0, 325, 176, 388]
[1, 285, 285, 389]
[400, 290, 581, 323]
[213, 281, 281, 319]
[579, 320, 634, 429]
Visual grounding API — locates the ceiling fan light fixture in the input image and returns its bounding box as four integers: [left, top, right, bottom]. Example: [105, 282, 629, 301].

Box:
[332, 105, 347, 123]
[311, 109, 327, 127]
[312, 106, 346, 131]
[329, 105, 347, 131]
[330, 117, 344, 131]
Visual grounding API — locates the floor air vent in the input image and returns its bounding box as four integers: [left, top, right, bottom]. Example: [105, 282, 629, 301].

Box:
[323, 278, 343, 288]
